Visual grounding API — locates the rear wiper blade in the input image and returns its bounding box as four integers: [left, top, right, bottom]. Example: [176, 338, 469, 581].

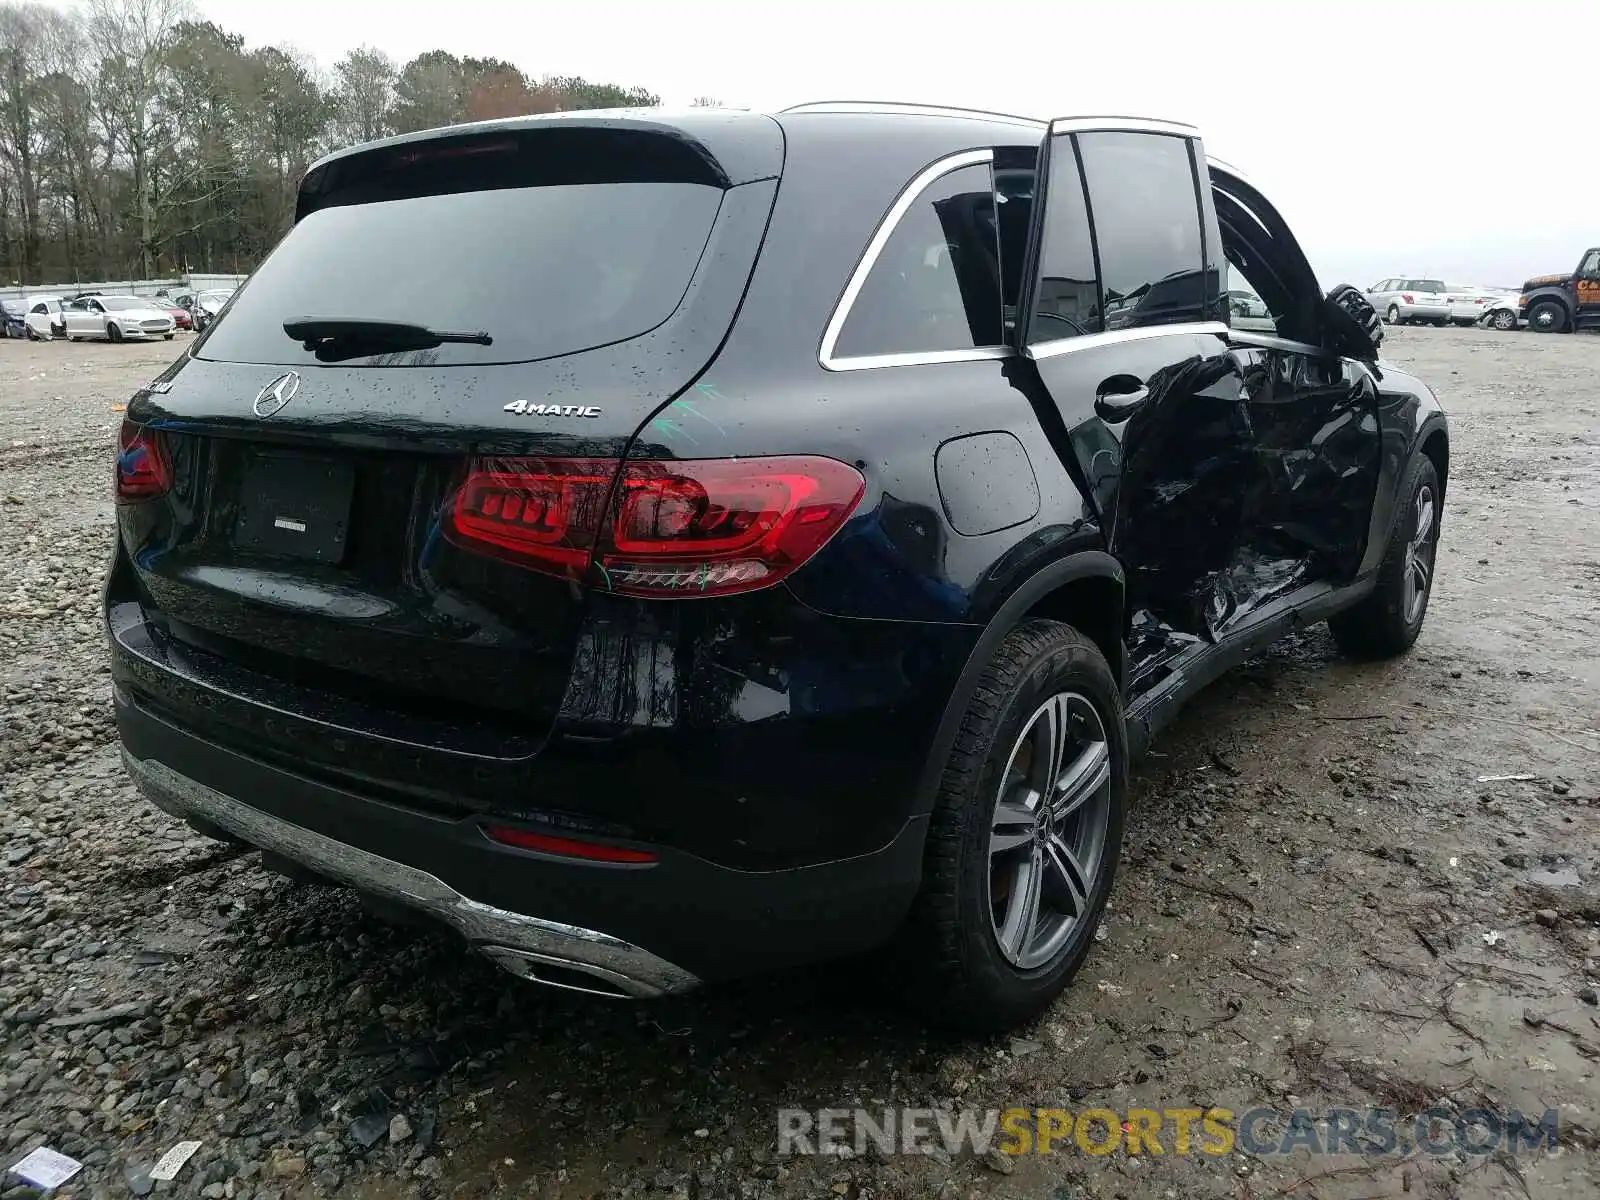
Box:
[282, 316, 493, 356]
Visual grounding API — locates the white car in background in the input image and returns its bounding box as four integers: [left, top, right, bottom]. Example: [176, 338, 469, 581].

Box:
[1365, 278, 1452, 325]
[191, 288, 236, 331]
[23, 296, 67, 340]
[1445, 285, 1502, 325]
[1226, 289, 1277, 333]
[1479, 293, 1523, 331]
[61, 295, 176, 342]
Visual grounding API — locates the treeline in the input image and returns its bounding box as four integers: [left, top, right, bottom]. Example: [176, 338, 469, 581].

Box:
[0, 0, 706, 286]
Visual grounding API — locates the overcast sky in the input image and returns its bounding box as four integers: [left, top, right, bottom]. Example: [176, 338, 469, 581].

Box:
[41, 0, 1600, 287]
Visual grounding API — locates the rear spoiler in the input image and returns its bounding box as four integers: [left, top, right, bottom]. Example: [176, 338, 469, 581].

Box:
[296, 112, 784, 223]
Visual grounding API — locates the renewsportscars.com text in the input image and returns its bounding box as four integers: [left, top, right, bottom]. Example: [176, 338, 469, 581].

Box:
[777, 1105, 1560, 1159]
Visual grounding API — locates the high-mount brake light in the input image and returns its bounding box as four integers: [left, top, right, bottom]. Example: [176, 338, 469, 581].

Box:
[390, 139, 517, 169]
[443, 455, 866, 598]
[114, 420, 172, 503]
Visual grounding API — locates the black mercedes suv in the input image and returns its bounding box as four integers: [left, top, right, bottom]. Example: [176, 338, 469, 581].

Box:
[108, 103, 1448, 1031]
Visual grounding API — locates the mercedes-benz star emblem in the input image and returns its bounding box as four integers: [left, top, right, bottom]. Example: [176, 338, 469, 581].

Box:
[253, 371, 301, 418]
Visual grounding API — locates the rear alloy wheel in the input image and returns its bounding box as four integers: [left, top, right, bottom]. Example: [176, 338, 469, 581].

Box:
[899, 620, 1127, 1032]
[988, 693, 1113, 971]
[1386, 304, 1401, 325]
[1526, 299, 1568, 333]
[107, 323, 124, 343]
[1492, 309, 1517, 331]
[1329, 455, 1440, 659]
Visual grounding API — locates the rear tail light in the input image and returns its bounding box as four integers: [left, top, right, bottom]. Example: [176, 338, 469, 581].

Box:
[1401, 293, 1415, 304]
[444, 455, 866, 598]
[115, 420, 171, 503]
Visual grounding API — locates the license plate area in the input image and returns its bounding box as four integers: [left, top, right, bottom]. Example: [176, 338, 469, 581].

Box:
[233, 451, 354, 562]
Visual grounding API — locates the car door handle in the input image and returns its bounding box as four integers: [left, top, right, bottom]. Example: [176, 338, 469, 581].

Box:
[1094, 375, 1149, 424]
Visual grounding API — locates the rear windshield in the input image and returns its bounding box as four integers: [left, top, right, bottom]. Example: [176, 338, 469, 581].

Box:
[1407, 279, 1446, 292]
[197, 181, 724, 367]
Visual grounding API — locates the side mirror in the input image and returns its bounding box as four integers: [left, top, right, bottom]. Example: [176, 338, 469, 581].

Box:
[1323, 284, 1383, 363]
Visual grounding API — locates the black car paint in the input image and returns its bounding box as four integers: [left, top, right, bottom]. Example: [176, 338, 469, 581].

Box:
[108, 108, 1446, 985]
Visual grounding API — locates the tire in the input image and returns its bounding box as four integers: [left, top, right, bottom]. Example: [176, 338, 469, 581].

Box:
[895, 619, 1128, 1033]
[1328, 454, 1441, 660]
[163, 332, 174, 340]
[1491, 309, 1517, 331]
[1386, 305, 1401, 325]
[107, 323, 123, 343]
[26, 326, 41, 341]
[1526, 299, 1568, 333]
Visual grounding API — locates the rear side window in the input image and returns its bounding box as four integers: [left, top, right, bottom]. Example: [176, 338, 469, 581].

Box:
[199, 137, 727, 367]
[830, 162, 1003, 362]
[1076, 132, 1207, 331]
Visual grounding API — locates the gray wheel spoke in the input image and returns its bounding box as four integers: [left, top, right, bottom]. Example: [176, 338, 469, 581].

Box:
[1042, 834, 1090, 917]
[997, 849, 1044, 961]
[1412, 553, 1431, 592]
[1403, 486, 1436, 623]
[1035, 694, 1071, 798]
[1414, 494, 1435, 542]
[990, 798, 1037, 857]
[1052, 739, 1111, 821]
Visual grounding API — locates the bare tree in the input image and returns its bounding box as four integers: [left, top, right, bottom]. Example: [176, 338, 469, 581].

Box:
[332, 46, 396, 147]
[0, 2, 68, 281]
[0, 3, 676, 285]
[87, 0, 191, 276]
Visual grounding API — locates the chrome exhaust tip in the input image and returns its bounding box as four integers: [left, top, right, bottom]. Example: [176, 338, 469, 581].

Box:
[480, 945, 656, 999]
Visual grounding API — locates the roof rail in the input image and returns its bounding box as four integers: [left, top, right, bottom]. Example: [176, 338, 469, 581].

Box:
[780, 100, 1047, 128]
[1048, 115, 1199, 138]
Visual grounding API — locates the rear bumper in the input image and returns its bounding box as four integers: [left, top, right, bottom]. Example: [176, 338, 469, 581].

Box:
[122, 749, 697, 997]
[1397, 303, 1451, 321]
[114, 684, 928, 990]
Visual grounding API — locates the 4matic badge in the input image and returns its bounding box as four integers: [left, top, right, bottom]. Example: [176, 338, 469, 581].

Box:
[503, 401, 602, 418]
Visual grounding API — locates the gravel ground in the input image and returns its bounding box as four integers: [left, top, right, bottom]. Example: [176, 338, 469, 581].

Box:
[2, 326, 1598, 1200]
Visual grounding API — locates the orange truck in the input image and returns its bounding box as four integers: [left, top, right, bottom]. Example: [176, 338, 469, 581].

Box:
[1518, 247, 1600, 332]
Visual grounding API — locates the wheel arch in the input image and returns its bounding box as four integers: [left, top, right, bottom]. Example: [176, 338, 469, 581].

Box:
[1419, 423, 1449, 502]
[912, 551, 1126, 817]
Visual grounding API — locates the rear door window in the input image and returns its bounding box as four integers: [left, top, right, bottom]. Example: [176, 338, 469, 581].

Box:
[1075, 132, 1207, 331]
[199, 148, 726, 367]
[829, 161, 1004, 362]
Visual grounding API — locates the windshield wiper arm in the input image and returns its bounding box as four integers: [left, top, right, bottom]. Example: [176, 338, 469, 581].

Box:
[282, 316, 493, 354]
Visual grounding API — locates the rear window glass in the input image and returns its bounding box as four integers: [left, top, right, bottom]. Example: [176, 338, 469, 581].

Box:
[1407, 279, 1446, 292]
[198, 181, 724, 367]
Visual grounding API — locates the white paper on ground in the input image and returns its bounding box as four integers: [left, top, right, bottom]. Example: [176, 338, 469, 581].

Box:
[8, 1145, 85, 1190]
[149, 1139, 204, 1181]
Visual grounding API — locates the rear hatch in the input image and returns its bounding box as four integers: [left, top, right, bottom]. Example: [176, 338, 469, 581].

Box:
[112, 117, 782, 801]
